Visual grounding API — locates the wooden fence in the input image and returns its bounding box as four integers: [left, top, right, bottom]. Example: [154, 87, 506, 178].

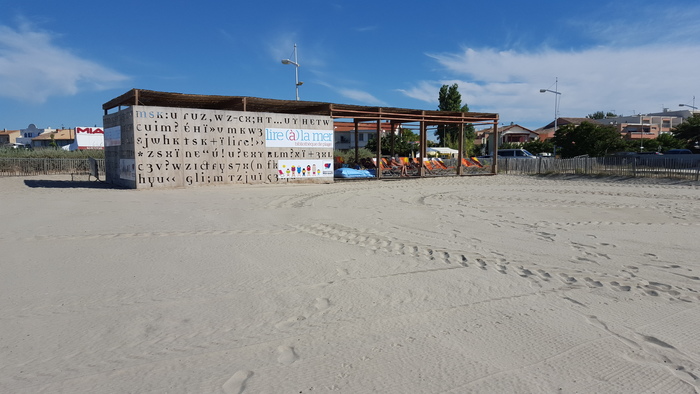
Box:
[1, 157, 697, 182]
[490, 156, 700, 181]
[0, 158, 106, 178]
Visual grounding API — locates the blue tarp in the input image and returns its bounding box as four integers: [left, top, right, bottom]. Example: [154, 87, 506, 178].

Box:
[334, 168, 375, 178]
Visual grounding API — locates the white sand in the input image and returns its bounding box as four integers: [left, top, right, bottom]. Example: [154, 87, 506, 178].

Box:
[1, 174, 699, 393]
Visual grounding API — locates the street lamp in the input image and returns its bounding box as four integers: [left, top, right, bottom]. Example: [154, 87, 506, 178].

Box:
[540, 78, 562, 155]
[281, 43, 303, 101]
[679, 96, 697, 110]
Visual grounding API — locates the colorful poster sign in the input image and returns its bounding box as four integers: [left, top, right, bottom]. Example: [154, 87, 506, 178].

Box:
[277, 160, 333, 178]
[265, 128, 333, 148]
[75, 127, 104, 149]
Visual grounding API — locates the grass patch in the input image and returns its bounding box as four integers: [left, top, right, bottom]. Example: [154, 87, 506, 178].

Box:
[0, 147, 104, 159]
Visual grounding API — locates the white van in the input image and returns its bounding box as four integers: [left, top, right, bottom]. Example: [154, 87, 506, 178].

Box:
[497, 149, 537, 159]
[7, 143, 30, 149]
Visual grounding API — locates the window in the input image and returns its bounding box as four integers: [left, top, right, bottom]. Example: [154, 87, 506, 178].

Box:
[359, 133, 364, 142]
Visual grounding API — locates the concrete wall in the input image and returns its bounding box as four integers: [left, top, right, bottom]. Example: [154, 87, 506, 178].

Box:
[103, 105, 334, 189]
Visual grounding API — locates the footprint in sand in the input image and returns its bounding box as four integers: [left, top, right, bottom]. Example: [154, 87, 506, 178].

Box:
[315, 297, 330, 311]
[458, 255, 469, 268]
[277, 345, 299, 365]
[610, 281, 631, 292]
[222, 370, 253, 394]
[558, 273, 577, 284]
[517, 267, 534, 278]
[536, 269, 552, 280]
[275, 315, 306, 330]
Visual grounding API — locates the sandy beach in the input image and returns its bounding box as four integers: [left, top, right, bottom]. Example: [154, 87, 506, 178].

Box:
[1, 174, 699, 393]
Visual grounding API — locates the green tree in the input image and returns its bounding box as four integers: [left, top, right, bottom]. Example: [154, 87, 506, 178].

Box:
[552, 121, 627, 158]
[522, 139, 554, 155]
[672, 114, 700, 148]
[365, 128, 419, 157]
[587, 111, 618, 120]
[436, 84, 476, 152]
[400, 128, 419, 143]
[655, 133, 686, 151]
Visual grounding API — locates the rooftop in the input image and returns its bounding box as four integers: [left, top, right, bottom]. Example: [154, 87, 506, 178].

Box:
[103, 89, 499, 126]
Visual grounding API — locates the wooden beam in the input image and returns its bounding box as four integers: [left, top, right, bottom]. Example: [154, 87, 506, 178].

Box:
[458, 121, 464, 176]
[491, 120, 499, 174]
[354, 119, 359, 163]
[376, 117, 382, 179]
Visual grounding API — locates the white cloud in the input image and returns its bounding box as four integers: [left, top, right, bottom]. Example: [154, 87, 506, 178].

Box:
[396, 81, 438, 104]
[0, 23, 128, 103]
[400, 44, 700, 129]
[395, 3, 700, 129]
[338, 88, 385, 106]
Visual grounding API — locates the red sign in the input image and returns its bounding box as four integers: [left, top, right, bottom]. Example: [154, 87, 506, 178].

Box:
[76, 127, 104, 134]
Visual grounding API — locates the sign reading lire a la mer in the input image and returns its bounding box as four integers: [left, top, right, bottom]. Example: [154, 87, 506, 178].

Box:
[265, 128, 333, 148]
[103, 105, 335, 189]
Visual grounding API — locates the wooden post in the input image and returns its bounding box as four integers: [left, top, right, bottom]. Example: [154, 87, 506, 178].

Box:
[457, 121, 464, 175]
[491, 120, 499, 174]
[419, 117, 426, 177]
[389, 120, 396, 157]
[354, 119, 359, 164]
[376, 118, 382, 179]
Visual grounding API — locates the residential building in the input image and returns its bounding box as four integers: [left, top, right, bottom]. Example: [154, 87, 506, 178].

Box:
[476, 123, 539, 146]
[16, 124, 45, 146]
[474, 124, 539, 156]
[0, 129, 21, 145]
[536, 118, 599, 140]
[334, 121, 395, 150]
[596, 112, 686, 140]
[32, 129, 76, 149]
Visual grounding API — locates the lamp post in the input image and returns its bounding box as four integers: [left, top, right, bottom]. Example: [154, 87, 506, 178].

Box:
[281, 43, 303, 101]
[679, 96, 697, 110]
[540, 78, 561, 156]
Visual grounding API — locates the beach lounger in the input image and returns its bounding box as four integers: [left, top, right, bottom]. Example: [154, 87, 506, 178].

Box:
[461, 157, 474, 167]
[422, 158, 435, 174]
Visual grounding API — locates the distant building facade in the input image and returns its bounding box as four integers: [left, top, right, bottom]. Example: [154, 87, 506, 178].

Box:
[596, 110, 689, 140]
[476, 124, 538, 147]
[333, 121, 396, 150]
[32, 129, 76, 149]
[536, 118, 599, 140]
[16, 124, 45, 146]
[0, 129, 21, 145]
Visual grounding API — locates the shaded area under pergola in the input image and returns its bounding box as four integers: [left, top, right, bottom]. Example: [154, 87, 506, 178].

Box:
[103, 89, 501, 177]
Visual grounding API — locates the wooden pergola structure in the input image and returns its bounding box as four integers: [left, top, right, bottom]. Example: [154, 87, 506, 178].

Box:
[103, 89, 500, 177]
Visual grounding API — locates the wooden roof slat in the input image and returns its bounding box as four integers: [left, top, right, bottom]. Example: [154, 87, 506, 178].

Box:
[103, 89, 498, 125]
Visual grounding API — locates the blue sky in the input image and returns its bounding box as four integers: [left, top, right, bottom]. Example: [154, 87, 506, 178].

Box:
[1, 0, 699, 131]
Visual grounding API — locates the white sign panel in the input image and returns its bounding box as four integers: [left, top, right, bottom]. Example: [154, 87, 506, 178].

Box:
[75, 127, 104, 149]
[120, 159, 135, 180]
[265, 128, 333, 148]
[104, 126, 121, 147]
[277, 160, 333, 178]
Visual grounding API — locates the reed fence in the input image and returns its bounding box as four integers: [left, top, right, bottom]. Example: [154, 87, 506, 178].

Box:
[0, 158, 106, 178]
[491, 156, 700, 181]
[2, 157, 697, 182]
